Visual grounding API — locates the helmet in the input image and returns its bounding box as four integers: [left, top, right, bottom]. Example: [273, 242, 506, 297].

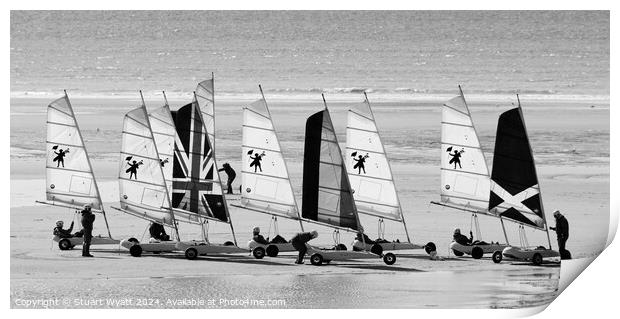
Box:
[252, 226, 260, 234]
[55, 220, 63, 227]
[310, 230, 319, 239]
[83, 204, 92, 209]
[454, 228, 461, 234]
[553, 210, 561, 217]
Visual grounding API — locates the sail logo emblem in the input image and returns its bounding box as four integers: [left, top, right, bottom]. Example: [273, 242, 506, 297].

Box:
[446, 146, 465, 169]
[51, 145, 70, 168]
[351, 151, 369, 174]
[159, 158, 169, 167]
[124, 156, 144, 180]
[247, 149, 266, 173]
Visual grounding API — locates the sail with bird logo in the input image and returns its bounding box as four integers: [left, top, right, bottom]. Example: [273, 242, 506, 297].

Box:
[40, 91, 112, 237]
[436, 87, 491, 214]
[237, 95, 301, 221]
[117, 105, 175, 226]
[345, 95, 403, 222]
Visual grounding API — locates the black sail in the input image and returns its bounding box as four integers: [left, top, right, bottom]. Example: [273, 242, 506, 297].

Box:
[488, 107, 545, 229]
[171, 102, 228, 222]
[302, 109, 359, 230]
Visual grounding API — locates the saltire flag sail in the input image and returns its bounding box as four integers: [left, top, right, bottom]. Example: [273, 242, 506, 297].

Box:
[118, 106, 175, 225]
[239, 98, 301, 220]
[440, 93, 491, 214]
[148, 104, 175, 197]
[488, 107, 545, 229]
[46, 94, 103, 211]
[195, 79, 216, 151]
[171, 99, 228, 223]
[345, 97, 402, 221]
[302, 109, 360, 231]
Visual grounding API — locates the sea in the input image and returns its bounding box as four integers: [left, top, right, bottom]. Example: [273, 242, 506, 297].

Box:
[10, 10, 610, 168]
[10, 11, 609, 98]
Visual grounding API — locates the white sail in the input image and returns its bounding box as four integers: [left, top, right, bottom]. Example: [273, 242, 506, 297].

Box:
[239, 98, 300, 220]
[118, 106, 174, 225]
[345, 98, 402, 221]
[196, 79, 216, 150]
[45, 94, 103, 211]
[440, 93, 491, 214]
[148, 104, 175, 197]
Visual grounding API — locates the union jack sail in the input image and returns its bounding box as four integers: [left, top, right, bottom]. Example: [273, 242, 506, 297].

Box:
[171, 99, 228, 222]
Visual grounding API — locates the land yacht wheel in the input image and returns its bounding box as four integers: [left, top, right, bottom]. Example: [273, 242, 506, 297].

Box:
[58, 239, 72, 250]
[492, 251, 503, 263]
[129, 245, 142, 257]
[424, 242, 436, 254]
[253, 247, 265, 259]
[452, 249, 464, 257]
[266, 245, 279, 257]
[471, 246, 484, 259]
[310, 253, 323, 266]
[185, 248, 198, 260]
[383, 253, 396, 265]
[532, 253, 543, 266]
[127, 238, 139, 244]
[370, 244, 383, 255]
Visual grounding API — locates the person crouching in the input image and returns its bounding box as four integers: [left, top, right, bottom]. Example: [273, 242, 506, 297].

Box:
[291, 230, 318, 264]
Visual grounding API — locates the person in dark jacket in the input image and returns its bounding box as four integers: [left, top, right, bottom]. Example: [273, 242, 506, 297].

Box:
[550, 210, 570, 259]
[149, 222, 170, 241]
[453, 228, 473, 246]
[53, 220, 74, 238]
[80, 204, 96, 257]
[252, 226, 269, 245]
[291, 230, 318, 264]
[355, 231, 375, 245]
[218, 163, 236, 194]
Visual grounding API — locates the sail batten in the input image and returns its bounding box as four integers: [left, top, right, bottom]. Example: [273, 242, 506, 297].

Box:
[345, 99, 402, 222]
[239, 97, 301, 221]
[439, 93, 491, 213]
[302, 108, 360, 231]
[118, 106, 174, 226]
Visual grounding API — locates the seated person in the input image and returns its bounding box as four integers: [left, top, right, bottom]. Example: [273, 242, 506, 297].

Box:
[355, 232, 376, 245]
[53, 220, 74, 238]
[149, 222, 170, 241]
[453, 228, 473, 246]
[252, 227, 269, 245]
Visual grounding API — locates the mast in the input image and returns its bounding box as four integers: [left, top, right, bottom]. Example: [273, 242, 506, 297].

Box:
[516, 94, 553, 250]
[140, 91, 180, 241]
[162, 90, 169, 106]
[362, 91, 411, 243]
[193, 89, 238, 246]
[259, 84, 305, 232]
[65, 90, 112, 238]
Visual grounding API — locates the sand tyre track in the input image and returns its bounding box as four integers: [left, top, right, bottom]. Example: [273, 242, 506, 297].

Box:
[452, 249, 464, 256]
[129, 245, 142, 257]
[58, 239, 73, 250]
[471, 246, 484, 259]
[532, 253, 543, 266]
[492, 251, 502, 263]
[266, 245, 279, 257]
[383, 253, 396, 265]
[424, 242, 436, 255]
[253, 247, 266, 259]
[310, 253, 323, 266]
[185, 248, 198, 260]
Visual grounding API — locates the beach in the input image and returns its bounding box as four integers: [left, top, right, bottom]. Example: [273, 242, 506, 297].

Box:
[10, 95, 608, 308]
